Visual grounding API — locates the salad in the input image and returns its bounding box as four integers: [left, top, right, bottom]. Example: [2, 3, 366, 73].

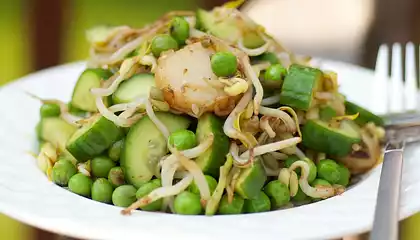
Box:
[35, 2, 385, 216]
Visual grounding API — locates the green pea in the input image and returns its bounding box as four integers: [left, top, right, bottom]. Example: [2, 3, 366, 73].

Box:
[108, 139, 124, 162]
[174, 191, 202, 215]
[254, 52, 279, 64]
[51, 159, 77, 186]
[108, 167, 125, 188]
[244, 191, 271, 213]
[151, 34, 178, 57]
[311, 178, 332, 201]
[211, 51, 238, 77]
[242, 31, 265, 49]
[91, 156, 116, 178]
[68, 173, 93, 197]
[112, 185, 137, 207]
[170, 17, 190, 45]
[317, 159, 340, 184]
[264, 64, 287, 83]
[218, 194, 244, 215]
[312, 178, 331, 187]
[292, 186, 309, 202]
[135, 180, 163, 211]
[336, 163, 350, 187]
[40, 103, 61, 118]
[188, 175, 217, 195]
[264, 180, 290, 208]
[168, 129, 197, 150]
[91, 178, 113, 203]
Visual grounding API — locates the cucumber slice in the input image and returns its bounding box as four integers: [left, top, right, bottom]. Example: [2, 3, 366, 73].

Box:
[40, 117, 77, 152]
[66, 116, 123, 162]
[302, 120, 361, 157]
[112, 73, 155, 104]
[279, 64, 323, 110]
[195, 9, 210, 31]
[196, 8, 264, 49]
[195, 113, 230, 177]
[86, 26, 118, 45]
[71, 68, 113, 112]
[234, 158, 267, 199]
[121, 112, 191, 188]
[345, 101, 384, 126]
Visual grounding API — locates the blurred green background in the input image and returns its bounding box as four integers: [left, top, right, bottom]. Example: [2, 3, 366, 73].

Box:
[1, 0, 420, 240]
[0, 0, 30, 84]
[0, 0, 197, 84]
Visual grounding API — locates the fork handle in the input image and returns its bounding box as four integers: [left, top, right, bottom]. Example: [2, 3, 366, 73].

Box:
[369, 148, 404, 240]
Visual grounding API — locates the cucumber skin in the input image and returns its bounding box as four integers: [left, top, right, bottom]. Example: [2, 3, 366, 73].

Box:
[68, 103, 89, 118]
[121, 113, 191, 188]
[235, 158, 267, 199]
[120, 116, 166, 188]
[279, 64, 322, 111]
[71, 68, 113, 112]
[66, 117, 122, 162]
[195, 113, 230, 177]
[84, 68, 112, 79]
[302, 120, 361, 157]
[345, 101, 384, 126]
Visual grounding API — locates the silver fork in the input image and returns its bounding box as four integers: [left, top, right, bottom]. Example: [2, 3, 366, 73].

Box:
[370, 43, 419, 240]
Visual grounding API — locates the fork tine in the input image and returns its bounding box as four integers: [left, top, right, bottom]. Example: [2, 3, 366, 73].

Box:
[404, 42, 417, 111]
[373, 44, 389, 115]
[390, 43, 404, 113]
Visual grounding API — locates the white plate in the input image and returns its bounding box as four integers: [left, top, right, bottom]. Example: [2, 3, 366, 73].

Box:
[1, 61, 419, 240]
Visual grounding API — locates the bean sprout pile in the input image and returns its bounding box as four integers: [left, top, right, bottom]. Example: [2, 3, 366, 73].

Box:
[35, 2, 385, 216]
